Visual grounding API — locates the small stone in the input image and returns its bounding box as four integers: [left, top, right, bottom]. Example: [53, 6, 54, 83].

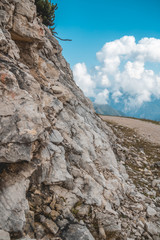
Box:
[43, 206, 52, 215]
[99, 226, 106, 239]
[143, 232, 153, 240]
[50, 210, 59, 221]
[144, 168, 152, 176]
[62, 208, 75, 222]
[130, 204, 143, 211]
[40, 215, 46, 223]
[0, 29, 7, 46]
[44, 218, 59, 235]
[137, 220, 144, 229]
[135, 230, 141, 236]
[61, 224, 94, 240]
[18, 236, 36, 240]
[55, 204, 62, 212]
[146, 206, 157, 217]
[137, 226, 144, 234]
[41, 234, 58, 240]
[50, 199, 56, 209]
[152, 179, 160, 188]
[35, 222, 46, 239]
[50, 130, 63, 144]
[24, 211, 35, 238]
[34, 190, 41, 195]
[0, 230, 10, 240]
[154, 162, 160, 168]
[145, 222, 159, 235]
[122, 222, 128, 228]
[145, 189, 156, 197]
[56, 218, 69, 229]
[32, 195, 43, 207]
[44, 196, 52, 205]
[153, 236, 160, 240]
[79, 220, 85, 225]
[76, 204, 90, 217]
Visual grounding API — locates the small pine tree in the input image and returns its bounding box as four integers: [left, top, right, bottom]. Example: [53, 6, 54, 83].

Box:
[35, 0, 57, 33]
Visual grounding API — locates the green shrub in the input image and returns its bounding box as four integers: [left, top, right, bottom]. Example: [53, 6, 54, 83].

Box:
[35, 0, 57, 33]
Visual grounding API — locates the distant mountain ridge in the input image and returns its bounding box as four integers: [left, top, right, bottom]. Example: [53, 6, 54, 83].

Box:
[96, 99, 160, 121]
[128, 100, 160, 121]
[93, 103, 125, 116]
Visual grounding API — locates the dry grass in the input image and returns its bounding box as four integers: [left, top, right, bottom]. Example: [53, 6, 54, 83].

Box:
[103, 119, 160, 198]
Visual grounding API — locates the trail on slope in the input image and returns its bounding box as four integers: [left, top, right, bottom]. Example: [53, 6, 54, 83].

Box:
[100, 115, 160, 145]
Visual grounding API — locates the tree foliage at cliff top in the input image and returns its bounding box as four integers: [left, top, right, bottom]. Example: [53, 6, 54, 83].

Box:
[35, 0, 57, 32]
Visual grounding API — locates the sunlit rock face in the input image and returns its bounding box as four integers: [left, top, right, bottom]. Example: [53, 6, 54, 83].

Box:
[0, 1, 160, 240]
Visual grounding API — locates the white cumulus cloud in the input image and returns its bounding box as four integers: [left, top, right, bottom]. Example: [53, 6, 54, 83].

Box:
[112, 91, 122, 103]
[136, 37, 160, 62]
[73, 63, 95, 97]
[94, 89, 109, 104]
[73, 36, 160, 109]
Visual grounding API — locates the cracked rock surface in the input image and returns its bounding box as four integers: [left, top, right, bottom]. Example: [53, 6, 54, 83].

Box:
[0, 0, 160, 239]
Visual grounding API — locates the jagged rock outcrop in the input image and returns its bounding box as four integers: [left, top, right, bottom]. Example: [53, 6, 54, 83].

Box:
[0, 0, 160, 239]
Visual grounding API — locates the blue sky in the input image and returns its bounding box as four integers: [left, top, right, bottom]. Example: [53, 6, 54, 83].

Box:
[53, 0, 160, 112]
[55, 0, 160, 68]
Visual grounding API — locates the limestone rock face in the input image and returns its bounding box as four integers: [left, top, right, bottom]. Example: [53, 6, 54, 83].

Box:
[0, 230, 10, 240]
[0, 0, 160, 240]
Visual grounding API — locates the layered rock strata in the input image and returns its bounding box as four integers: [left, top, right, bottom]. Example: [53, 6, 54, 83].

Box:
[0, 0, 160, 239]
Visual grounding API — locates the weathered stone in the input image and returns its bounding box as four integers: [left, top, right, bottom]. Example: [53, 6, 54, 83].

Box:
[50, 210, 59, 221]
[50, 199, 56, 210]
[143, 231, 154, 240]
[96, 212, 121, 238]
[18, 236, 36, 240]
[0, 28, 7, 46]
[154, 161, 160, 169]
[44, 146, 73, 184]
[0, 177, 29, 232]
[152, 179, 160, 187]
[146, 206, 157, 218]
[99, 226, 106, 239]
[62, 224, 95, 240]
[35, 222, 46, 239]
[56, 218, 69, 229]
[24, 210, 35, 238]
[15, 0, 36, 22]
[130, 204, 144, 212]
[153, 236, 160, 240]
[50, 130, 63, 144]
[11, 15, 44, 42]
[145, 222, 159, 236]
[43, 206, 52, 215]
[0, 230, 10, 240]
[43, 218, 59, 235]
[75, 204, 90, 217]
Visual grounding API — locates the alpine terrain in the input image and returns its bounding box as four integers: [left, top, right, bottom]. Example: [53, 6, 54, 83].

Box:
[0, 0, 160, 240]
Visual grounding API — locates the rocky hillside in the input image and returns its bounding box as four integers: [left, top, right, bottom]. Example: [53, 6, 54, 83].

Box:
[101, 116, 160, 198]
[0, 1, 160, 240]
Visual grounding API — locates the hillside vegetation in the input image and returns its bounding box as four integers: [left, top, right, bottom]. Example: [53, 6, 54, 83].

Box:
[35, 0, 57, 33]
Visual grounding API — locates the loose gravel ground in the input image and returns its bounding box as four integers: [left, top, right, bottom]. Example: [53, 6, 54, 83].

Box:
[100, 115, 160, 145]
